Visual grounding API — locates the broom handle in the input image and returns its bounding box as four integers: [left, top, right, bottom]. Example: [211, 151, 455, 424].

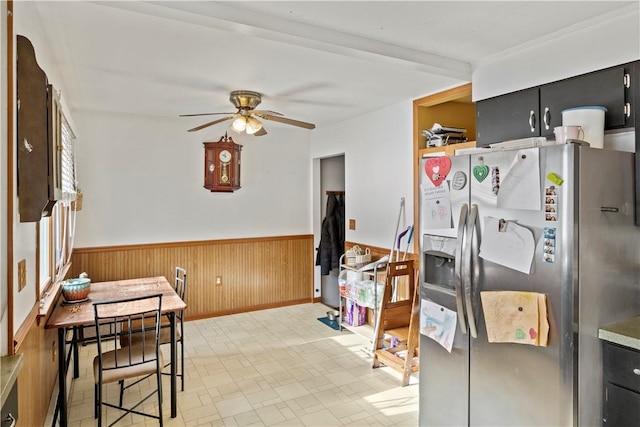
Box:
[390, 198, 405, 262]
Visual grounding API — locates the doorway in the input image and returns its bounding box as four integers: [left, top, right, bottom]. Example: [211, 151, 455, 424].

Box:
[318, 155, 345, 308]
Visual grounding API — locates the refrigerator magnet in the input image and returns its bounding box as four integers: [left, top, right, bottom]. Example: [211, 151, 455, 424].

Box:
[543, 227, 556, 264]
[425, 157, 451, 187]
[546, 172, 564, 186]
[544, 187, 558, 222]
[473, 164, 489, 182]
[491, 166, 500, 195]
[451, 171, 467, 190]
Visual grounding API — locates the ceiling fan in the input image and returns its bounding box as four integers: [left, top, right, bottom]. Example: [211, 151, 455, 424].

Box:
[180, 90, 316, 135]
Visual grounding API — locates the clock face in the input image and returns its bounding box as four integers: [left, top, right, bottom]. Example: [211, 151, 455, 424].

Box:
[219, 149, 232, 163]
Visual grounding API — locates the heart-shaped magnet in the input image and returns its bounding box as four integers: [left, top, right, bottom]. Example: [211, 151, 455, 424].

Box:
[425, 157, 451, 187]
[473, 165, 490, 182]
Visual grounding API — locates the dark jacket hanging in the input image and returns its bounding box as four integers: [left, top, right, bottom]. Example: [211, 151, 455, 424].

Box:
[316, 193, 345, 275]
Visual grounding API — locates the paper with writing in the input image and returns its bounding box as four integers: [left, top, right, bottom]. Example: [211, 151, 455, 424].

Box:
[421, 182, 452, 229]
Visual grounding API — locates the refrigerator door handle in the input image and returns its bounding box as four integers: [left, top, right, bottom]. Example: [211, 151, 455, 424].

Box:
[455, 203, 469, 334]
[464, 204, 479, 338]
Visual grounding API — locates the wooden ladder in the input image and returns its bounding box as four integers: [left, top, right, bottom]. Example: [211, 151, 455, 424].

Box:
[372, 260, 420, 386]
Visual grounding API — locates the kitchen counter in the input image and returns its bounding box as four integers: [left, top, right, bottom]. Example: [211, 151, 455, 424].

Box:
[598, 316, 640, 350]
[1, 354, 23, 407]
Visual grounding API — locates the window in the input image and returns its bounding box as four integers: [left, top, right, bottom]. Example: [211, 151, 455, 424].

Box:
[37, 110, 78, 297]
[37, 216, 51, 296]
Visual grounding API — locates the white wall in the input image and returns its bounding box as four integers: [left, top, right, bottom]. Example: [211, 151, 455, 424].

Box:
[73, 111, 312, 246]
[311, 101, 414, 251]
[473, 5, 640, 100]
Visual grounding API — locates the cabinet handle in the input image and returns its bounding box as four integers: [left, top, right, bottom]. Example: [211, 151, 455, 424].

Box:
[633, 368, 640, 375]
[543, 107, 550, 130]
[529, 110, 536, 132]
[4, 413, 16, 427]
[624, 103, 631, 118]
[624, 73, 630, 88]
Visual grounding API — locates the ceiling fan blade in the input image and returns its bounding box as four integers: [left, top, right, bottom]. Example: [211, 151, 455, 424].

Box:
[253, 127, 267, 136]
[253, 110, 283, 117]
[187, 115, 236, 132]
[260, 113, 316, 130]
[179, 112, 236, 117]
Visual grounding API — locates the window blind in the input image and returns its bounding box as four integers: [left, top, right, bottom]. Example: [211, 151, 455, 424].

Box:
[61, 114, 77, 201]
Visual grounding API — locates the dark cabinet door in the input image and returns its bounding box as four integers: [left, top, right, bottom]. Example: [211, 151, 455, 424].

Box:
[540, 65, 628, 137]
[476, 87, 539, 146]
[603, 383, 640, 426]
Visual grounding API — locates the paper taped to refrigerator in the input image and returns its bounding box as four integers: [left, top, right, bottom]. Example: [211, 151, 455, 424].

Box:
[421, 183, 452, 229]
[420, 299, 457, 353]
[497, 148, 541, 211]
[479, 217, 535, 274]
[480, 291, 549, 346]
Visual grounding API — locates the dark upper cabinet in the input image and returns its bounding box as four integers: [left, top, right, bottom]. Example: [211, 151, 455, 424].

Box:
[476, 61, 635, 146]
[540, 65, 629, 136]
[17, 35, 62, 222]
[476, 87, 539, 145]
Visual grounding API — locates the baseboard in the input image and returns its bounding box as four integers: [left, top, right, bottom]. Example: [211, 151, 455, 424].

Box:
[186, 298, 311, 321]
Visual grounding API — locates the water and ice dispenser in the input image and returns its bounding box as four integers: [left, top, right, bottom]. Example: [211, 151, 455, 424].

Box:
[422, 234, 457, 291]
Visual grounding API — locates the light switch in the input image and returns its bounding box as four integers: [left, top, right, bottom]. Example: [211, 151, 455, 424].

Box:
[349, 219, 356, 230]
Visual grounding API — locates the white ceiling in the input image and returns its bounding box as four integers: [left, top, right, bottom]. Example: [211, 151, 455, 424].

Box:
[26, 1, 636, 134]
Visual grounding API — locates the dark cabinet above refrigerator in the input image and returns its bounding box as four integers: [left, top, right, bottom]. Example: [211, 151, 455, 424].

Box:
[476, 61, 636, 146]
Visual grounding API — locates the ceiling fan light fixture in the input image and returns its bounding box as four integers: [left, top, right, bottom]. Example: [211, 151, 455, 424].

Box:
[231, 116, 247, 132]
[245, 117, 263, 135]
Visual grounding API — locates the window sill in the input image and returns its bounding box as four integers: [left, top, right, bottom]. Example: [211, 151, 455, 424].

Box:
[37, 262, 72, 321]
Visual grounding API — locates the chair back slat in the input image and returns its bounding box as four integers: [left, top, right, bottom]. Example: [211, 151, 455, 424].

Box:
[175, 267, 187, 320]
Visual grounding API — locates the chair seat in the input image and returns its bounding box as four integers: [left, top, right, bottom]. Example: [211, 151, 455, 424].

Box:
[94, 345, 164, 385]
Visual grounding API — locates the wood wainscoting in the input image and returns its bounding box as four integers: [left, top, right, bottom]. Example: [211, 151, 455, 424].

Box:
[70, 235, 315, 320]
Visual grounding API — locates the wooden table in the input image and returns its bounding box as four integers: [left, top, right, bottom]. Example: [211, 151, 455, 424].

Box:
[45, 276, 187, 427]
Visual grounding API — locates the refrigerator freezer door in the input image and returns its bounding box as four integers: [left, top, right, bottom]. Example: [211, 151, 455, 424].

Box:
[419, 289, 470, 427]
[420, 154, 472, 426]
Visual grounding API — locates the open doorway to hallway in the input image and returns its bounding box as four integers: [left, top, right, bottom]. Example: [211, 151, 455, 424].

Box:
[318, 155, 345, 308]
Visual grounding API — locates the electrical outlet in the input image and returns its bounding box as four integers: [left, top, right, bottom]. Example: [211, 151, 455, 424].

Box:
[18, 259, 27, 291]
[216, 276, 222, 286]
[349, 219, 356, 230]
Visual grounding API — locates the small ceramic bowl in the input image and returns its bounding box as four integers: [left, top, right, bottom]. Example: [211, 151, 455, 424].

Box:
[61, 278, 91, 302]
[327, 310, 340, 321]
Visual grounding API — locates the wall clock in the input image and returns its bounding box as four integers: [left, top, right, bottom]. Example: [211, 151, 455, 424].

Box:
[203, 133, 242, 192]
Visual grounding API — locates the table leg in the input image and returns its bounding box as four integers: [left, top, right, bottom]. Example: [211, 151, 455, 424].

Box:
[57, 327, 68, 427]
[72, 327, 80, 378]
[170, 312, 177, 418]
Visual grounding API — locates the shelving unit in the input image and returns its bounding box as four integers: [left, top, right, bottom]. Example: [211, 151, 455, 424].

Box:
[412, 83, 476, 254]
[338, 255, 387, 353]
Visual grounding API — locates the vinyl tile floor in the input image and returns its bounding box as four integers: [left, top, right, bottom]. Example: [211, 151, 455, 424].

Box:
[65, 303, 419, 426]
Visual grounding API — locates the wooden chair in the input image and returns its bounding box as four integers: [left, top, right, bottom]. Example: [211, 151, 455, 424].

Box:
[93, 294, 164, 427]
[121, 267, 187, 391]
[372, 260, 420, 386]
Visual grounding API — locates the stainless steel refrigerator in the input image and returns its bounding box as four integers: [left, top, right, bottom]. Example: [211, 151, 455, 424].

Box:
[418, 143, 640, 426]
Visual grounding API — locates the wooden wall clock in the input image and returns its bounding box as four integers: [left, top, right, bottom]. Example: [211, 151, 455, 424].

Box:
[203, 133, 242, 192]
